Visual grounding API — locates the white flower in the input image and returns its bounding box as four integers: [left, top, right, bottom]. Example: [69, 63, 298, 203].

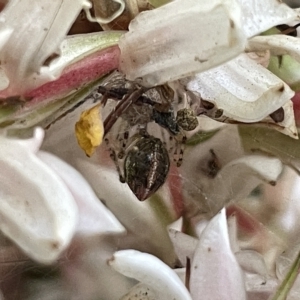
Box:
[0, 0, 125, 98]
[0, 127, 124, 264]
[109, 249, 192, 300]
[0, 0, 88, 95]
[119, 0, 296, 86]
[109, 209, 246, 300]
[181, 123, 283, 216]
[0, 0, 300, 299]
[118, 0, 299, 135]
[182, 54, 297, 137]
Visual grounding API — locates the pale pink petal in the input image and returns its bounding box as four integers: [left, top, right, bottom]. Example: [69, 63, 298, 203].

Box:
[190, 209, 246, 300]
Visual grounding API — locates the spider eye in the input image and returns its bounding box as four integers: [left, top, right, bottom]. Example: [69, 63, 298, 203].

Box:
[124, 136, 170, 201]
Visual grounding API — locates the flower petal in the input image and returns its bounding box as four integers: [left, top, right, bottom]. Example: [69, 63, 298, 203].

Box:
[3, 45, 120, 130]
[183, 134, 283, 215]
[227, 213, 239, 253]
[168, 229, 198, 266]
[247, 35, 300, 63]
[190, 209, 246, 300]
[0, 132, 78, 263]
[235, 250, 268, 277]
[15, 126, 45, 153]
[37, 151, 125, 236]
[184, 54, 295, 123]
[239, 0, 296, 38]
[120, 283, 158, 300]
[109, 249, 192, 300]
[205, 155, 282, 212]
[245, 273, 278, 300]
[0, 0, 88, 95]
[86, 0, 125, 25]
[239, 125, 300, 172]
[273, 101, 298, 138]
[43, 31, 123, 82]
[119, 0, 246, 86]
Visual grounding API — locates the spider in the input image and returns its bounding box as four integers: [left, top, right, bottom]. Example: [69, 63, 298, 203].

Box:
[98, 71, 199, 201]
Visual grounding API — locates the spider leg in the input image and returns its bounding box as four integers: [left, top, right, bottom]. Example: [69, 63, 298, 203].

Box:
[173, 133, 187, 167]
[104, 87, 147, 136]
[177, 135, 187, 167]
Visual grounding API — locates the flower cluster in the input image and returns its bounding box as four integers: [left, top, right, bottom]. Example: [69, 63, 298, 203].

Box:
[0, 0, 300, 299]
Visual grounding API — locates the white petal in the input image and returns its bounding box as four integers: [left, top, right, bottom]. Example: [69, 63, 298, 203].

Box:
[239, 0, 296, 38]
[44, 31, 123, 80]
[85, 0, 125, 24]
[0, 67, 9, 90]
[119, 0, 246, 86]
[273, 101, 298, 139]
[185, 54, 294, 123]
[168, 229, 198, 266]
[235, 250, 268, 277]
[190, 209, 246, 300]
[224, 156, 283, 183]
[0, 26, 12, 47]
[183, 143, 283, 215]
[247, 35, 300, 63]
[168, 217, 183, 232]
[207, 156, 282, 210]
[120, 283, 158, 300]
[37, 151, 126, 236]
[0, 135, 78, 263]
[62, 238, 135, 300]
[276, 254, 295, 281]
[0, 0, 88, 94]
[227, 213, 240, 253]
[245, 273, 278, 300]
[175, 268, 187, 285]
[16, 127, 44, 153]
[109, 249, 192, 300]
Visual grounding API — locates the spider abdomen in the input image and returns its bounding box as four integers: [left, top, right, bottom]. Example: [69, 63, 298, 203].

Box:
[124, 136, 170, 201]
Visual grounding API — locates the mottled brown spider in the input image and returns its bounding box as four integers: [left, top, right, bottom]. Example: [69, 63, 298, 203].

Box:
[99, 71, 199, 200]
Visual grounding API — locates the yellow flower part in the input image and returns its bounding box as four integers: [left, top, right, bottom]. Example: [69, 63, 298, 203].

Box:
[75, 104, 104, 157]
